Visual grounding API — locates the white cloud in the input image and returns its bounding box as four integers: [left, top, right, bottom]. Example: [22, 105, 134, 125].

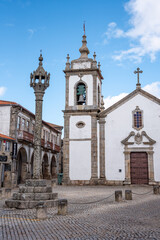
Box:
[0, 87, 6, 96]
[28, 28, 36, 39]
[104, 81, 160, 108]
[142, 81, 160, 98]
[105, 0, 160, 62]
[104, 92, 128, 108]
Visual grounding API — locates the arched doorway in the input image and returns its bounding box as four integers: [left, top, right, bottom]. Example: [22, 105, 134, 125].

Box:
[17, 147, 27, 184]
[42, 154, 50, 179]
[51, 156, 57, 178]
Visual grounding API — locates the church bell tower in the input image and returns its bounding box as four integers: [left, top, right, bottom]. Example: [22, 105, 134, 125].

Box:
[63, 30, 104, 184]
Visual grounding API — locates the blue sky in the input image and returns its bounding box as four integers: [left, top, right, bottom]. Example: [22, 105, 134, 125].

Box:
[1, 0, 160, 127]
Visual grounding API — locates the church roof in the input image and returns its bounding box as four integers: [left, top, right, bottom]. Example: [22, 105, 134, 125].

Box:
[99, 88, 160, 117]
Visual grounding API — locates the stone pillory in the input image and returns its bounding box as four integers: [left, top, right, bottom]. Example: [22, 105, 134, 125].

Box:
[30, 53, 50, 179]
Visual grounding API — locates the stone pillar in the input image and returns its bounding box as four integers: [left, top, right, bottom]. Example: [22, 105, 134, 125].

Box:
[63, 115, 70, 183]
[33, 92, 44, 179]
[125, 190, 132, 200]
[115, 191, 122, 202]
[58, 199, 68, 215]
[30, 53, 50, 179]
[153, 186, 159, 194]
[148, 151, 155, 184]
[91, 115, 98, 182]
[99, 118, 106, 180]
[124, 151, 131, 184]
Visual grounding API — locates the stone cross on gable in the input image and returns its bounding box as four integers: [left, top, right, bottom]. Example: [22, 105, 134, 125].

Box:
[134, 67, 143, 89]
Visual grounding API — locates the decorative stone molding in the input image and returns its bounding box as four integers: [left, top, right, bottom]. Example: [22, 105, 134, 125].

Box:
[121, 131, 156, 146]
[76, 121, 85, 128]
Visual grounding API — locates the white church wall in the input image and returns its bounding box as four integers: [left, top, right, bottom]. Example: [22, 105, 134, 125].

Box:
[69, 75, 93, 106]
[70, 140, 91, 180]
[70, 116, 91, 139]
[105, 93, 160, 181]
[0, 106, 11, 136]
[97, 121, 100, 178]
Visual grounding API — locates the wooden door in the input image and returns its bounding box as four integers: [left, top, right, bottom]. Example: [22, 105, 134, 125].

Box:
[130, 152, 149, 184]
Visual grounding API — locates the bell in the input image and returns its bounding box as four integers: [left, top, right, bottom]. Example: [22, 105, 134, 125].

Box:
[78, 94, 85, 104]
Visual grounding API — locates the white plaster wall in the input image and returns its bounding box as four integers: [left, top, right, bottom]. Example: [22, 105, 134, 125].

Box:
[105, 93, 160, 181]
[72, 62, 91, 69]
[70, 116, 91, 139]
[97, 121, 100, 178]
[69, 75, 93, 106]
[0, 106, 11, 136]
[70, 140, 91, 180]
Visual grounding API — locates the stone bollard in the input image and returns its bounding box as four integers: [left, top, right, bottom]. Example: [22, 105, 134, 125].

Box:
[125, 190, 132, 200]
[57, 199, 68, 215]
[153, 186, 159, 195]
[5, 189, 11, 198]
[36, 202, 47, 220]
[115, 191, 122, 202]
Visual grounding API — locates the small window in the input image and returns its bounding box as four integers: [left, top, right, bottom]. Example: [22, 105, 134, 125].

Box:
[17, 116, 21, 130]
[22, 118, 25, 130]
[5, 141, 10, 152]
[133, 106, 143, 130]
[76, 83, 86, 105]
[76, 121, 85, 128]
[26, 121, 29, 132]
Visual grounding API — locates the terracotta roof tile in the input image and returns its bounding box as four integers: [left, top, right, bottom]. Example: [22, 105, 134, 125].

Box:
[0, 100, 17, 105]
[0, 133, 15, 141]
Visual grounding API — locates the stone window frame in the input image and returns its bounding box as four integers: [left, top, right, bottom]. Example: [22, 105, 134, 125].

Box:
[76, 121, 86, 129]
[132, 106, 144, 131]
[74, 80, 88, 106]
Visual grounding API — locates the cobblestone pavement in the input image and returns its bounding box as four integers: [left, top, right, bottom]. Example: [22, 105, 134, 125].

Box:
[0, 185, 160, 240]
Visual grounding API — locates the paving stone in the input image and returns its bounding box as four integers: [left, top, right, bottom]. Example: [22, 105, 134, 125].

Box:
[1, 185, 160, 239]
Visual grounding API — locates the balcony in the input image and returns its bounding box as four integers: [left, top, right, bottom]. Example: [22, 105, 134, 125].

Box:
[17, 132, 61, 153]
[17, 130, 34, 143]
[41, 139, 60, 152]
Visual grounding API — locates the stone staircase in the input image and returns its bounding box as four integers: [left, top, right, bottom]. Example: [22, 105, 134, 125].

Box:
[5, 179, 58, 209]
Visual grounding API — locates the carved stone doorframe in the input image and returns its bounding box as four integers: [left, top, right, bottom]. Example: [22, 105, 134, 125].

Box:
[123, 146, 155, 185]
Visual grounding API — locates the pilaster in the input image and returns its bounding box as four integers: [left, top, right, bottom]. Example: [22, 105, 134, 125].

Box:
[91, 115, 98, 181]
[93, 73, 97, 106]
[99, 118, 106, 180]
[65, 74, 69, 108]
[63, 115, 70, 183]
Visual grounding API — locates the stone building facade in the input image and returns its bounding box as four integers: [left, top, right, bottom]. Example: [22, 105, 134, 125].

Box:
[63, 33, 160, 185]
[0, 100, 62, 188]
[0, 133, 16, 188]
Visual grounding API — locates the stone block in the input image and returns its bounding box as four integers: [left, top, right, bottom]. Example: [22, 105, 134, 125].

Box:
[5, 189, 11, 198]
[19, 186, 34, 193]
[34, 193, 52, 200]
[25, 179, 47, 187]
[153, 186, 159, 194]
[57, 199, 68, 215]
[51, 179, 57, 187]
[5, 200, 21, 208]
[34, 186, 52, 193]
[52, 193, 58, 199]
[36, 204, 47, 220]
[46, 186, 52, 193]
[115, 190, 122, 202]
[12, 193, 19, 200]
[125, 190, 132, 200]
[20, 193, 35, 201]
